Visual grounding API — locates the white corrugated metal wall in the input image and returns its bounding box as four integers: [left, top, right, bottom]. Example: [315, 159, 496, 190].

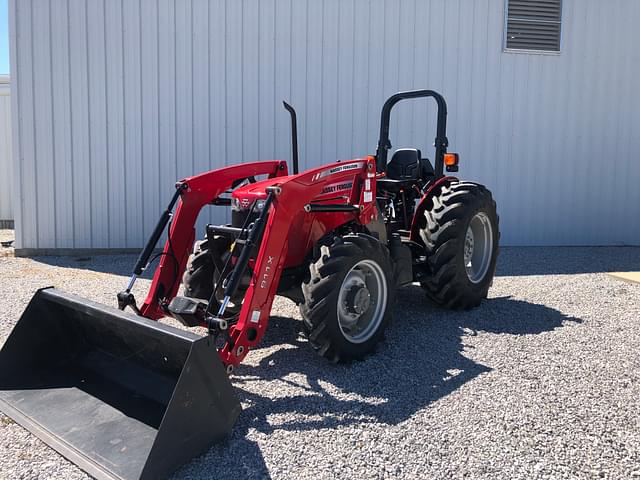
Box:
[0, 76, 12, 222]
[9, 0, 640, 250]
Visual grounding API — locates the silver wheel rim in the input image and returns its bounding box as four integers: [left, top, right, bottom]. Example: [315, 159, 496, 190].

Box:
[464, 212, 494, 284]
[337, 259, 388, 344]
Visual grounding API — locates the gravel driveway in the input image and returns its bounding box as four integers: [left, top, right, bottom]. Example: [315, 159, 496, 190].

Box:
[0, 247, 639, 479]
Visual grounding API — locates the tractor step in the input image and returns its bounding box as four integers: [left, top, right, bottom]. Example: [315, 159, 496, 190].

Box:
[0, 288, 241, 480]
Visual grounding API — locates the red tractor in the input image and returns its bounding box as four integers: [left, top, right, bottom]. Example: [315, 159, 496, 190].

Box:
[0, 90, 499, 480]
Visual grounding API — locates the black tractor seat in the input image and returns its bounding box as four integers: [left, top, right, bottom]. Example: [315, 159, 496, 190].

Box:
[377, 148, 434, 192]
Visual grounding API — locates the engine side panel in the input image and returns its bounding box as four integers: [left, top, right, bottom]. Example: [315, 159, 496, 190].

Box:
[231, 158, 378, 269]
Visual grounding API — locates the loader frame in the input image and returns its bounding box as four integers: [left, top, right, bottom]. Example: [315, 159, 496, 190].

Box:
[131, 157, 377, 368]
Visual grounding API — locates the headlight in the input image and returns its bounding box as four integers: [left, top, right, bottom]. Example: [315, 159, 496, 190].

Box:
[231, 197, 242, 211]
[231, 197, 266, 211]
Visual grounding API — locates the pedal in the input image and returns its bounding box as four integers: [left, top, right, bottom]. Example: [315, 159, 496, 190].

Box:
[168, 296, 208, 327]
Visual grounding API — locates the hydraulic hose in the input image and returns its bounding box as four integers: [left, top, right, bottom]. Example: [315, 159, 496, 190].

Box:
[222, 191, 276, 299]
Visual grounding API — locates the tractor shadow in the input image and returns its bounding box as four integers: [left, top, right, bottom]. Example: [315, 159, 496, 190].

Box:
[177, 288, 581, 478]
[235, 289, 581, 431]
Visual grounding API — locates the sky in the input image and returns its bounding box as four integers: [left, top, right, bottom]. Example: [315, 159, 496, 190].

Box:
[0, 0, 8, 74]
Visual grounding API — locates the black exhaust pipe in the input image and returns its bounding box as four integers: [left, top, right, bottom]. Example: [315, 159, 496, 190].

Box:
[283, 101, 299, 175]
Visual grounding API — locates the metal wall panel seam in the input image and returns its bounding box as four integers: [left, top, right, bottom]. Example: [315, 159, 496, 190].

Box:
[9, 0, 21, 244]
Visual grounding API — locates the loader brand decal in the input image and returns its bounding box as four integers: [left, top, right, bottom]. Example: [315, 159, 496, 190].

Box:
[363, 178, 373, 203]
[312, 161, 364, 181]
[260, 255, 275, 289]
[320, 181, 353, 195]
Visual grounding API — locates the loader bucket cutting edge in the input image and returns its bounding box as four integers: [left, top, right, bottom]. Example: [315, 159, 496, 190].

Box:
[0, 287, 241, 480]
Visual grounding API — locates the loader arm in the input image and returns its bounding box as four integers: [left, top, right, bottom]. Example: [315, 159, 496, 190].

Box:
[139, 160, 289, 319]
[218, 157, 377, 368]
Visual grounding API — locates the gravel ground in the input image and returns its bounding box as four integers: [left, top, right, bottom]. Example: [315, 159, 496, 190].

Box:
[0, 230, 14, 257]
[0, 246, 639, 479]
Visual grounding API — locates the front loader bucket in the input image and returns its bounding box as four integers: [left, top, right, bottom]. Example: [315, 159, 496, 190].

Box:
[0, 288, 241, 480]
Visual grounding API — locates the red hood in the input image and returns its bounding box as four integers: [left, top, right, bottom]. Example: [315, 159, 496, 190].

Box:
[231, 175, 294, 204]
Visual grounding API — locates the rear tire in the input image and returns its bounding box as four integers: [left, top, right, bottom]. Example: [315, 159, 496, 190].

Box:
[300, 233, 394, 362]
[419, 180, 499, 309]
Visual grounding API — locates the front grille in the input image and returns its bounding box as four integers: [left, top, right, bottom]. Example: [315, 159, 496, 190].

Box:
[231, 208, 259, 228]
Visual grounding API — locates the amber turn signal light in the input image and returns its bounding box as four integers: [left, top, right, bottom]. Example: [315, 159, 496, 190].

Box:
[444, 153, 459, 172]
[444, 153, 459, 166]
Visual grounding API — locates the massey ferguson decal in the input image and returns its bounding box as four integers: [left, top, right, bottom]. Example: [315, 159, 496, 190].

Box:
[312, 161, 364, 181]
[320, 181, 353, 195]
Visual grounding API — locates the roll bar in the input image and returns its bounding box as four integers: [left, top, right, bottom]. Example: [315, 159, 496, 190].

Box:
[375, 90, 449, 178]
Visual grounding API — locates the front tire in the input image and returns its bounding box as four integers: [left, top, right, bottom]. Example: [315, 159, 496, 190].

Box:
[419, 180, 499, 309]
[301, 234, 394, 363]
[182, 238, 217, 300]
[182, 235, 246, 315]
